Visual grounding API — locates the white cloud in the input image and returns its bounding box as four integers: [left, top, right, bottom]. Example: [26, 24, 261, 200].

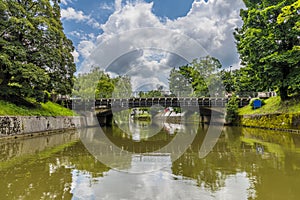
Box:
[94, 0, 244, 64]
[71, 49, 80, 63]
[115, 0, 122, 11]
[87, 18, 101, 29]
[78, 41, 96, 59]
[100, 2, 114, 11]
[69, 30, 82, 38]
[88, 33, 95, 39]
[100, 2, 162, 36]
[69, 31, 96, 41]
[61, 7, 90, 22]
[77, 0, 245, 90]
[165, 0, 245, 67]
[60, 0, 72, 5]
[61, 7, 101, 29]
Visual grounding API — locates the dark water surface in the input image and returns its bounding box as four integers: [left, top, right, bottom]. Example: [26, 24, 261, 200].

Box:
[1, 123, 300, 200]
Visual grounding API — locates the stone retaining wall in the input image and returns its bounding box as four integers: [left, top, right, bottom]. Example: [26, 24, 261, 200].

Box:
[0, 116, 84, 137]
[240, 113, 300, 130]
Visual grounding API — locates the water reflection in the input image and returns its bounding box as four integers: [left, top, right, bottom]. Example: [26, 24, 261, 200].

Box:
[1, 126, 300, 199]
[70, 168, 252, 200]
[78, 120, 199, 172]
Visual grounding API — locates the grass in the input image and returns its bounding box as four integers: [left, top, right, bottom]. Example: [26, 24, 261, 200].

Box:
[0, 99, 75, 116]
[238, 96, 300, 115]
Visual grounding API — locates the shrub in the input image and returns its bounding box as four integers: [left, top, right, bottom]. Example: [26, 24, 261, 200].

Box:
[226, 94, 239, 124]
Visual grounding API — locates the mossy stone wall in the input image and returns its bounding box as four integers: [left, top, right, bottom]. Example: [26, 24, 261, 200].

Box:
[0, 116, 84, 137]
[240, 113, 300, 130]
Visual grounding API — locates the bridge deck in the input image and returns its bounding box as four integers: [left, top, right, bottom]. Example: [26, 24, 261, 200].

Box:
[70, 97, 250, 110]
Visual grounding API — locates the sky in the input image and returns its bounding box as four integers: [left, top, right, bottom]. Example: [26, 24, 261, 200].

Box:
[60, 0, 245, 91]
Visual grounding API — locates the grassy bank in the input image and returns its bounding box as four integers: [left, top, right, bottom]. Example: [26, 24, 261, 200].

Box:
[238, 96, 300, 130]
[0, 99, 75, 116]
[239, 96, 300, 115]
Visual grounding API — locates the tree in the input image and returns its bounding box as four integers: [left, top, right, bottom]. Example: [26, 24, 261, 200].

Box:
[169, 56, 223, 97]
[112, 75, 132, 98]
[191, 56, 222, 96]
[96, 73, 114, 98]
[73, 68, 133, 99]
[73, 68, 103, 99]
[225, 94, 239, 124]
[168, 68, 193, 97]
[235, 0, 300, 101]
[220, 69, 234, 93]
[232, 67, 264, 96]
[0, 0, 76, 101]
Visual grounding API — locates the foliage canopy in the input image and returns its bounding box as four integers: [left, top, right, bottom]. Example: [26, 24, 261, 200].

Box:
[235, 0, 300, 100]
[0, 0, 76, 102]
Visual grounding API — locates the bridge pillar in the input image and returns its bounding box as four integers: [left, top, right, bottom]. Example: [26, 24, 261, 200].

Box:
[96, 112, 113, 126]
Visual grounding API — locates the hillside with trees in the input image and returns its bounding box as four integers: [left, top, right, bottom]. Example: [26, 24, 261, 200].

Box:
[0, 0, 76, 104]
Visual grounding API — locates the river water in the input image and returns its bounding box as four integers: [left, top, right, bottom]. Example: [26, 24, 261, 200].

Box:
[1, 121, 300, 200]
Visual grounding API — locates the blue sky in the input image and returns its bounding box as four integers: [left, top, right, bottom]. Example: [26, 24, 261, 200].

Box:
[60, 0, 245, 90]
[61, 0, 202, 49]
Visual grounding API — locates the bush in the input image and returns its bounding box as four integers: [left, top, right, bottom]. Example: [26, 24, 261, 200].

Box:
[226, 94, 239, 124]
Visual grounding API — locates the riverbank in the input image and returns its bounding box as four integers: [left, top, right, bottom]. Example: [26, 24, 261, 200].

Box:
[0, 99, 82, 139]
[0, 99, 75, 116]
[238, 96, 300, 131]
[0, 116, 83, 139]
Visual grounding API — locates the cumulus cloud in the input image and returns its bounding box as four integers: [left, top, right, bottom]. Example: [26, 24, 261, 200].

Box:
[115, 0, 122, 11]
[60, 0, 72, 5]
[78, 0, 245, 91]
[61, 7, 89, 22]
[61, 7, 101, 29]
[70, 31, 96, 41]
[165, 0, 245, 67]
[78, 40, 96, 59]
[100, 2, 114, 11]
[71, 49, 80, 63]
[99, 2, 162, 37]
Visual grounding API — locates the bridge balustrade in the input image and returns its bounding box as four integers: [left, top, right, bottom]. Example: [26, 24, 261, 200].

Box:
[69, 97, 250, 110]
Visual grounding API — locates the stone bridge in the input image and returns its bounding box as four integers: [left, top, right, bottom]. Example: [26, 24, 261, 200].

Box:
[67, 97, 250, 126]
[97, 97, 250, 108]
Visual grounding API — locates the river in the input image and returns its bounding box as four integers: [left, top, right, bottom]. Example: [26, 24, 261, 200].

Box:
[1, 121, 300, 199]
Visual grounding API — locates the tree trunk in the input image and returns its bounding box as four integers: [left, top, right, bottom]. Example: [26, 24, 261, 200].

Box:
[279, 63, 290, 101]
[0, 73, 11, 99]
[279, 85, 289, 101]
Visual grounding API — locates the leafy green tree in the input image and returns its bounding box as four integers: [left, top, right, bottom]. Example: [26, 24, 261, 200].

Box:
[235, 0, 300, 100]
[139, 90, 163, 98]
[73, 68, 103, 99]
[192, 56, 223, 97]
[233, 67, 264, 96]
[96, 74, 114, 98]
[225, 94, 239, 124]
[73, 68, 132, 99]
[112, 75, 132, 98]
[220, 69, 234, 93]
[168, 68, 193, 97]
[169, 56, 223, 97]
[222, 67, 264, 97]
[0, 0, 76, 101]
